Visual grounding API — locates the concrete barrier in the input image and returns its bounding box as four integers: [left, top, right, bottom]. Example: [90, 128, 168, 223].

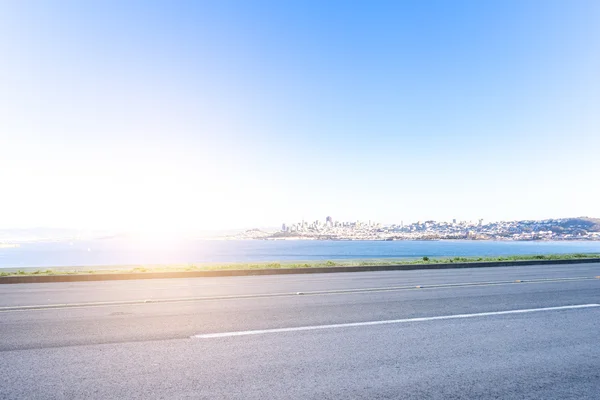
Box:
[1, 257, 600, 284]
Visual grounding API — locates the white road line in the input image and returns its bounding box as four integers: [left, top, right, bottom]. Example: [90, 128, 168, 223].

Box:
[2, 277, 598, 312]
[192, 304, 600, 339]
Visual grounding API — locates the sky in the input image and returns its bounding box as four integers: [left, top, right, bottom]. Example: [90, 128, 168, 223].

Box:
[1, 0, 599, 232]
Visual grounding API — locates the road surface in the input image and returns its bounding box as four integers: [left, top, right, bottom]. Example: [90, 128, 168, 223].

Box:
[1, 263, 600, 399]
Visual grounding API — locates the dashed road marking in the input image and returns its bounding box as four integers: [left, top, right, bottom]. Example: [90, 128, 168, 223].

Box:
[1, 276, 598, 312]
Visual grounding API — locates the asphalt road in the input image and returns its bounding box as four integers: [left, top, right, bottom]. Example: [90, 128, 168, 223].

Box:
[1, 263, 600, 399]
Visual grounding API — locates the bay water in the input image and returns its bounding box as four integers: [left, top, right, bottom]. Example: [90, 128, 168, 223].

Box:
[1, 239, 600, 269]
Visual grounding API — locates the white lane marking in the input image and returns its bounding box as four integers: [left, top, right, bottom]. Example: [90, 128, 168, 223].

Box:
[192, 304, 600, 339]
[2, 277, 598, 312]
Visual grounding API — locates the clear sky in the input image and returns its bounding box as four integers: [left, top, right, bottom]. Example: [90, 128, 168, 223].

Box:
[1, 0, 599, 232]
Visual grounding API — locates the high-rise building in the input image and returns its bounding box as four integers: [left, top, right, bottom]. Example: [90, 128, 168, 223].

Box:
[325, 216, 333, 228]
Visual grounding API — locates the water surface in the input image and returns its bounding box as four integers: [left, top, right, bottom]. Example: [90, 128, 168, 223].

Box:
[1, 239, 600, 269]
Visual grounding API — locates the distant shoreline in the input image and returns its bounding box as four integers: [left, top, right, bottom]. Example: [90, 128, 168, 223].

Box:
[2, 237, 600, 245]
[237, 237, 600, 242]
[2, 253, 599, 276]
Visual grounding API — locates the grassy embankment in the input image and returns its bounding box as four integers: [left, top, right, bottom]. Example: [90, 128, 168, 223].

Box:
[1, 253, 599, 277]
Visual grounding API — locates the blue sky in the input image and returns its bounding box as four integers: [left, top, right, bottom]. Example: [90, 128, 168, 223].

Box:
[1, 0, 599, 231]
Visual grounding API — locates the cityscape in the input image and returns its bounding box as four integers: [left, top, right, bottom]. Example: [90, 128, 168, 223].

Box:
[234, 217, 600, 241]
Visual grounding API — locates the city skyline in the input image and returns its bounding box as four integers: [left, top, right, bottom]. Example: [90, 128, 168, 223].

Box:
[2, 215, 599, 243]
[257, 216, 600, 242]
[277, 215, 597, 229]
[3, 214, 598, 233]
[1, 1, 599, 232]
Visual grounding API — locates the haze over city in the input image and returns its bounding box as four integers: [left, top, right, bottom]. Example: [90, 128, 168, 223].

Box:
[1, 1, 599, 233]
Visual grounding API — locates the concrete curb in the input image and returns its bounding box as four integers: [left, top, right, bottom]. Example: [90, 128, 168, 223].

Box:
[1, 258, 600, 284]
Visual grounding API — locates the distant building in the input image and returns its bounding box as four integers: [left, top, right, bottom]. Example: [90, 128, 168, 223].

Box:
[326, 216, 333, 227]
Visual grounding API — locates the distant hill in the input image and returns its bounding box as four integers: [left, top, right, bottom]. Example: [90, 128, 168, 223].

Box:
[545, 217, 600, 233]
[230, 229, 272, 239]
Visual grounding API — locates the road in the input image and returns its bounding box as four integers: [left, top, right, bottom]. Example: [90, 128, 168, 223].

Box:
[1, 263, 600, 399]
